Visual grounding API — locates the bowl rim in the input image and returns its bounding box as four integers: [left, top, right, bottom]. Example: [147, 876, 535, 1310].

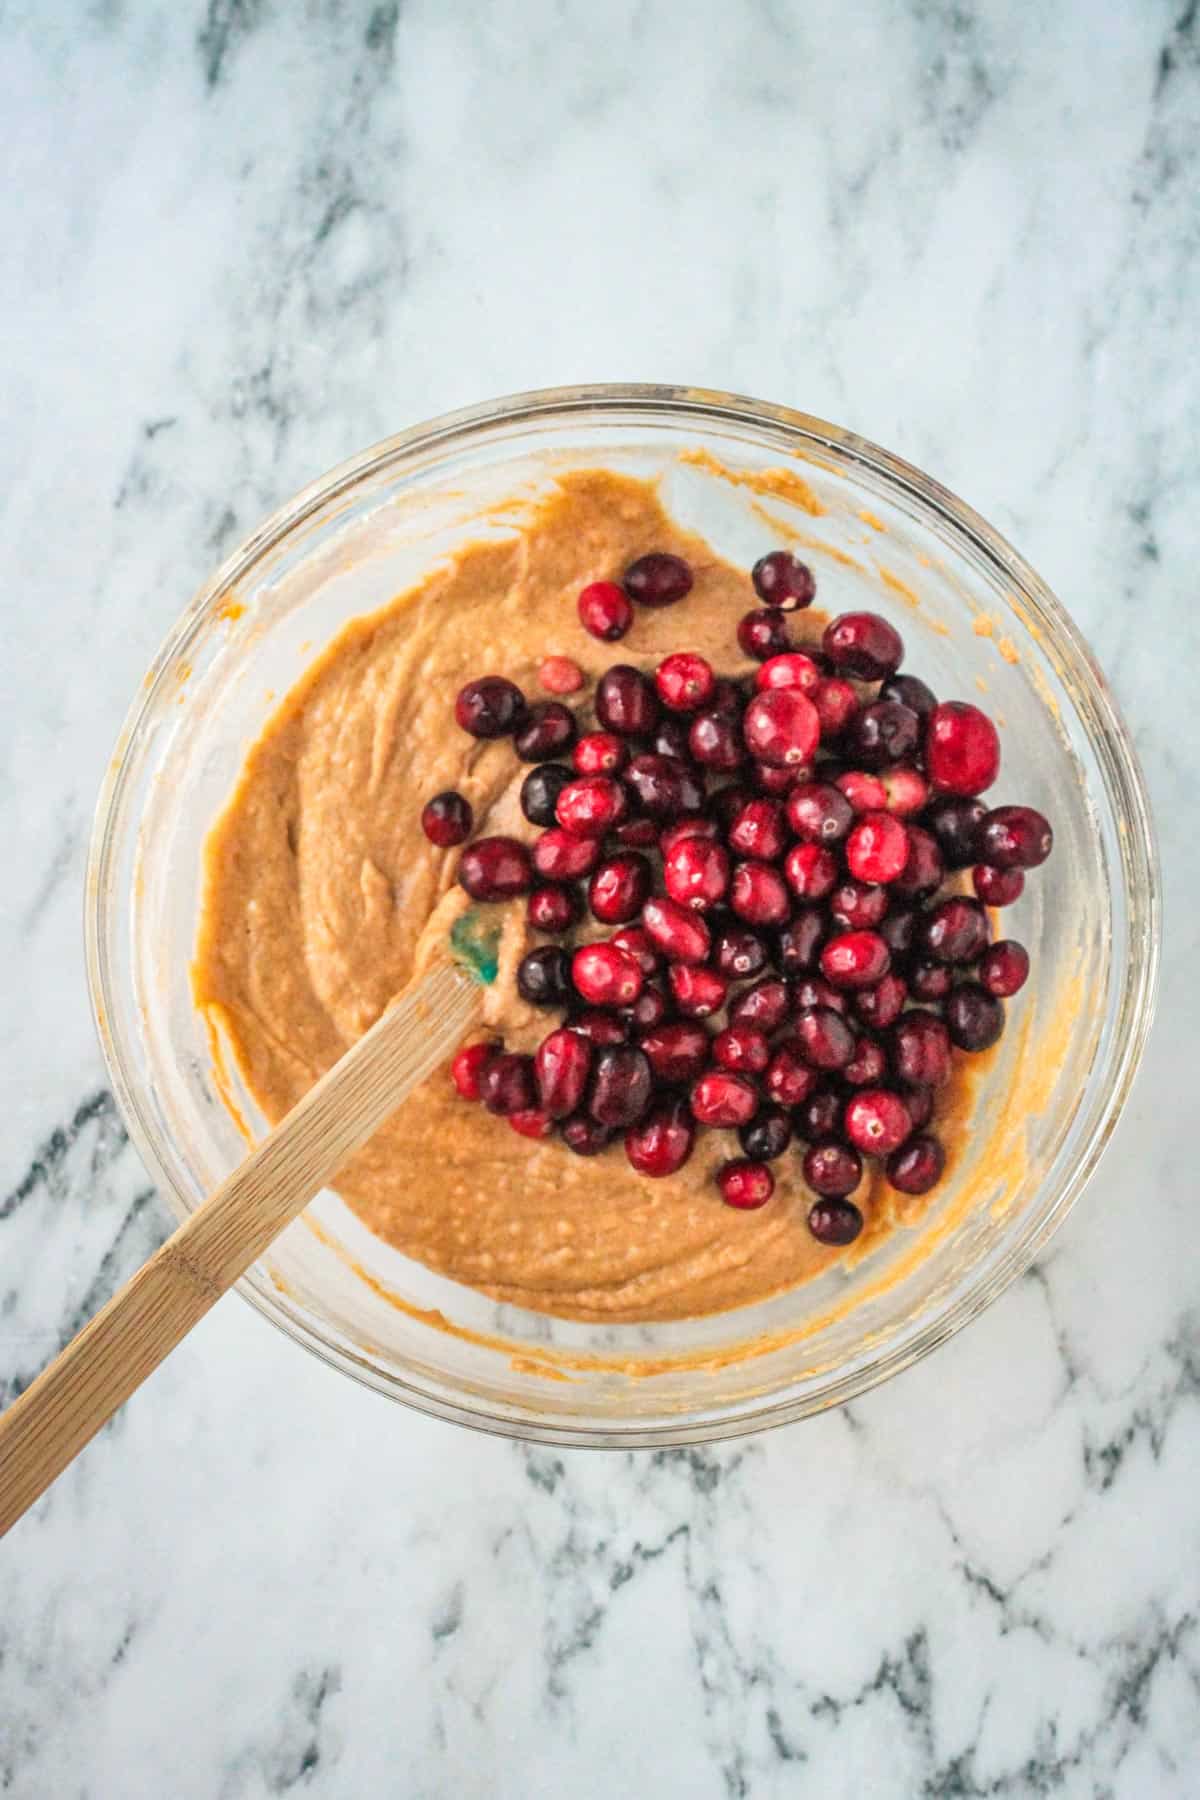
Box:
[84, 381, 1161, 1446]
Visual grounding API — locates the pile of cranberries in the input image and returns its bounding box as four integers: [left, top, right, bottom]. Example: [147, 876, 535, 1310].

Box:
[425, 547, 1053, 1249]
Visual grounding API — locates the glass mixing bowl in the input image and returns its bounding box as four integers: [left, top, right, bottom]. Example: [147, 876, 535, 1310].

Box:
[85, 385, 1159, 1446]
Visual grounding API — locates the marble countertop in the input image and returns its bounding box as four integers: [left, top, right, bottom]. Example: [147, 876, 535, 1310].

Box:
[2, 3, 1197, 1794]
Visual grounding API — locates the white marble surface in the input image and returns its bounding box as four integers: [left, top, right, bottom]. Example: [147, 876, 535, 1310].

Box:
[1, 2, 1197, 1793]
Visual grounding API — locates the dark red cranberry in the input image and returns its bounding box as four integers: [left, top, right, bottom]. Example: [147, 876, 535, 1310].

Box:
[517, 945, 574, 1008]
[925, 795, 986, 869]
[909, 959, 952, 1002]
[534, 1028, 593, 1118]
[739, 1104, 793, 1161]
[803, 1141, 863, 1197]
[711, 676, 747, 715]
[730, 861, 791, 927]
[764, 1042, 817, 1106]
[815, 677, 859, 739]
[844, 1035, 887, 1086]
[846, 701, 920, 769]
[589, 853, 653, 924]
[573, 731, 629, 775]
[663, 836, 730, 911]
[625, 981, 671, 1031]
[821, 930, 891, 990]
[713, 1024, 770, 1075]
[668, 963, 728, 1018]
[729, 977, 790, 1032]
[613, 817, 661, 849]
[738, 608, 791, 660]
[755, 651, 822, 694]
[890, 1010, 952, 1087]
[521, 763, 573, 827]
[691, 1071, 759, 1128]
[946, 983, 1005, 1051]
[973, 863, 1025, 906]
[509, 1108, 553, 1140]
[844, 1088, 912, 1156]
[480, 1052, 537, 1116]
[712, 922, 769, 980]
[659, 814, 721, 856]
[454, 675, 527, 738]
[854, 972, 907, 1029]
[572, 942, 643, 1007]
[793, 977, 848, 1016]
[561, 1114, 613, 1156]
[539, 655, 584, 695]
[922, 896, 990, 964]
[532, 828, 600, 881]
[689, 710, 746, 772]
[655, 651, 715, 711]
[926, 702, 1000, 796]
[610, 925, 662, 977]
[569, 1010, 630, 1045]
[589, 1045, 653, 1127]
[783, 842, 839, 900]
[797, 1083, 844, 1142]
[708, 783, 754, 830]
[835, 769, 888, 814]
[980, 940, 1030, 997]
[787, 781, 854, 845]
[527, 884, 580, 934]
[979, 806, 1053, 870]
[879, 766, 929, 817]
[624, 551, 693, 607]
[822, 611, 903, 680]
[577, 580, 632, 641]
[595, 665, 659, 736]
[515, 701, 577, 763]
[900, 1083, 935, 1132]
[776, 908, 826, 975]
[879, 905, 919, 961]
[794, 1006, 855, 1071]
[458, 836, 534, 901]
[807, 1197, 864, 1245]
[652, 717, 692, 761]
[643, 896, 711, 965]
[421, 790, 473, 847]
[718, 1159, 775, 1209]
[624, 752, 704, 819]
[752, 549, 816, 609]
[846, 813, 909, 885]
[880, 672, 937, 720]
[751, 761, 801, 796]
[639, 1020, 711, 1083]
[625, 1097, 695, 1177]
[891, 825, 944, 898]
[743, 688, 820, 767]
[555, 774, 628, 839]
[886, 1133, 945, 1195]
[728, 798, 787, 861]
[830, 879, 889, 931]
[451, 1040, 500, 1101]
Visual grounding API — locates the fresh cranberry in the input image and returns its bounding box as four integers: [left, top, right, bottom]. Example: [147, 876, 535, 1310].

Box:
[909, 960, 952, 1002]
[652, 717, 691, 761]
[844, 1035, 888, 1086]
[556, 774, 627, 838]
[926, 794, 986, 868]
[515, 702, 577, 763]
[589, 1045, 654, 1127]
[751, 550, 816, 610]
[624, 551, 693, 607]
[743, 688, 820, 767]
[668, 963, 728, 1018]
[610, 924, 662, 976]
[708, 783, 754, 830]
[729, 976, 791, 1032]
[521, 763, 573, 827]
[691, 1071, 759, 1128]
[517, 945, 573, 1007]
[481, 1052, 537, 1116]
[589, 853, 653, 924]
[783, 842, 839, 900]
[797, 1084, 844, 1142]
[527, 884, 580, 934]
[807, 1198, 864, 1245]
[712, 923, 769, 979]
[879, 905, 919, 960]
[755, 651, 822, 694]
[718, 1159, 775, 1209]
[738, 609, 791, 660]
[979, 806, 1053, 869]
[573, 731, 629, 775]
[845, 813, 909, 885]
[879, 766, 930, 817]
[655, 651, 715, 711]
[628, 754, 706, 819]
[659, 814, 721, 856]
[794, 1006, 855, 1070]
[664, 836, 731, 911]
[747, 762, 797, 799]
[980, 940, 1030, 997]
[793, 977, 848, 1016]
[613, 817, 661, 849]
[639, 1020, 711, 1083]
[642, 896, 711, 965]
[625, 982, 672, 1030]
[821, 930, 891, 990]
[973, 863, 1024, 906]
[926, 702, 1000, 796]
[578, 580, 633, 641]
[764, 1042, 818, 1107]
[846, 701, 920, 769]
[803, 1142, 863, 1197]
[946, 984, 1005, 1051]
[689, 710, 746, 771]
[532, 828, 601, 882]
[569, 1010, 629, 1046]
[451, 1041, 500, 1101]
[539, 655, 584, 695]
[458, 836, 534, 901]
[830, 879, 889, 931]
[776, 908, 827, 975]
[844, 1088, 912, 1155]
[922, 896, 990, 964]
[835, 769, 888, 813]
[815, 678, 859, 739]
[880, 672, 937, 720]
[534, 1028, 593, 1118]
[731, 861, 791, 927]
[900, 1083, 935, 1132]
[713, 1024, 770, 1075]
[595, 665, 659, 736]
[728, 798, 787, 861]
[738, 1105, 793, 1163]
[561, 1114, 613, 1156]
[787, 781, 853, 845]
[625, 1097, 695, 1177]
[421, 790, 473, 847]
[823, 611, 904, 680]
[572, 942, 643, 1007]
[890, 1010, 952, 1087]
[854, 972, 907, 1029]
[454, 675, 527, 738]
[509, 1109, 554, 1140]
[886, 1133, 945, 1195]
[891, 825, 944, 898]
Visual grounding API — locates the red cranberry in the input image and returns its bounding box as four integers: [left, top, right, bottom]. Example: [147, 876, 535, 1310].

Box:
[610, 924, 662, 977]
[625, 753, 704, 818]
[738, 608, 791, 660]
[574, 731, 629, 775]
[639, 1020, 711, 1083]
[880, 673, 936, 720]
[821, 929, 891, 990]
[708, 783, 754, 830]
[755, 651, 822, 694]
[718, 1159, 775, 1209]
[569, 1010, 630, 1045]
[891, 825, 944, 898]
[922, 896, 990, 963]
[909, 959, 953, 1002]
[793, 976, 848, 1015]
[561, 1114, 613, 1156]
[712, 923, 769, 979]
[533, 827, 601, 881]
[747, 763, 796, 799]
[589, 853, 653, 924]
[655, 652, 715, 711]
[900, 1083, 935, 1132]
[515, 702, 577, 763]
[776, 908, 826, 975]
[625, 1097, 695, 1177]
[668, 963, 728, 1018]
[589, 1045, 654, 1127]
[517, 945, 573, 1007]
[539, 655, 584, 695]
[624, 551, 693, 607]
[729, 976, 791, 1032]
[613, 817, 661, 849]
[451, 1041, 500, 1101]
[973, 863, 1024, 906]
[844, 1035, 888, 1086]
[596, 665, 659, 736]
[946, 983, 1005, 1051]
[886, 1133, 945, 1195]
[846, 813, 910, 885]
[652, 716, 692, 761]
[534, 1028, 593, 1119]
[794, 1006, 856, 1070]
[731, 861, 791, 927]
[846, 701, 920, 769]
[807, 1198, 864, 1245]
[739, 1104, 793, 1161]
[803, 1141, 863, 1197]
[659, 815, 720, 857]
[691, 1071, 759, 1128]
[625, 981, 671, 1031]
[752, 550, 816, 609]
[830, 879, 889, 931]
[783, 842, 839, 900]
[527, 884, 580, 934]
[458, 836, 534, 901]
[980, 940, 1029, 997]
[844, 1088, 912, 1155]
[854, 971, 907, 1029]
[664, 836, 731, 911]
[890, 1010, 952, 1087]
[815, 678, 859, 739]
[823, 611, 904, 680]
[521, 763, 573, 827]
[743, 688, 819, 767]
[879, 766, 929, 817]
[572, 942, 643, 1007]
[926, 702, 1001, 796]
[643, 896, 711, 965]
[713, 1024, 770, 1075]
[556, 774, 627, 838]
[454, 675, 527, 738]
[578, 580, 633, 641]
[689, 710, 746, 771]
[979, 805, 1053, 870]
[836, 770, 888, 814]
[421, 790, 473, 847]
[787, 781, 854, 844]
[728, 798, 788, 861]
[797, 1084, 844, 1142]
[926, 795, 987, 868]
[509, 1109, 554, 1140]
[481, 1052, 537, 1116]
[879, 905, 919, 960]
[764, 1042, 817, 1107]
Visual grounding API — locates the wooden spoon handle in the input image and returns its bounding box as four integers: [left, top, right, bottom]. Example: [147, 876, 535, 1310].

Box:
[0, 961, 480, 1537]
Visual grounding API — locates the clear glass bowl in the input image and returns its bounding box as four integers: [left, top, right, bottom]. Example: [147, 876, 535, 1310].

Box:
[85, 384, 1159, 1446]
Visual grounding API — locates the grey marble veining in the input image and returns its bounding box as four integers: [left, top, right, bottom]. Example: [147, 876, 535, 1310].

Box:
[2, 1, 1198, 1794]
